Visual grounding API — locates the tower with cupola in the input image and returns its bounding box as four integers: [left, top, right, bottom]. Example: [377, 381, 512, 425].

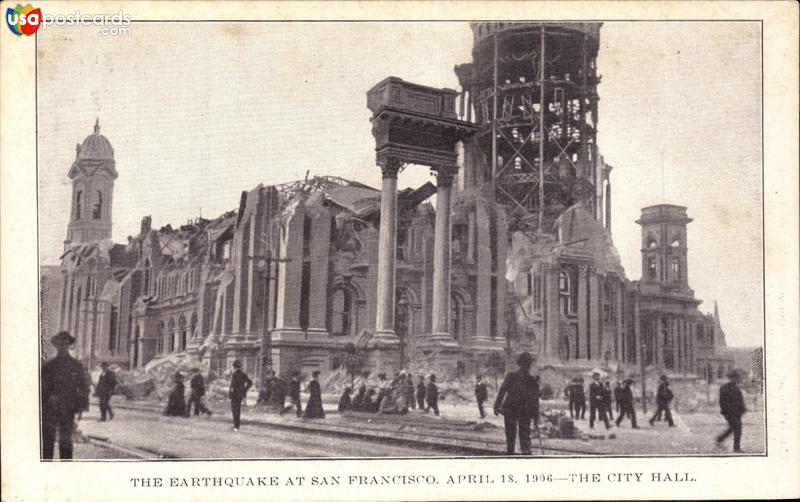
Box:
[65, 119, 117, 246]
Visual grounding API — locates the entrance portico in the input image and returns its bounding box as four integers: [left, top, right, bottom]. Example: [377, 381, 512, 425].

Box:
[367, 77, 477, 374]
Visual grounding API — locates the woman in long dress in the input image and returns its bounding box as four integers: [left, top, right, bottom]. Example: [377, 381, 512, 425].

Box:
[304, 371, 325, 418]
[163, 372, 188, 417]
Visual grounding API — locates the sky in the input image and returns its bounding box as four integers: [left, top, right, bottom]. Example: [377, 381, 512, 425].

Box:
[36, 21, 762, 347]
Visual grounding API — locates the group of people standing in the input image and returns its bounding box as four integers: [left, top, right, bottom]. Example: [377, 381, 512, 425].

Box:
[564, 372, 658, 430]
[40, 329, 749, 459]
[338, 372, 440, 416]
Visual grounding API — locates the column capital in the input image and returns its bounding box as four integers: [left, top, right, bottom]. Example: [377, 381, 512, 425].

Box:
[378, 157, 403, 179]
[431, 165, 458, 187]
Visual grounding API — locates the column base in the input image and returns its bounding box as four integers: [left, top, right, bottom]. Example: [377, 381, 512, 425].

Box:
[418, 334, 461, 379]
[365, 345, 400, 376]
[372, 329, 400, 346]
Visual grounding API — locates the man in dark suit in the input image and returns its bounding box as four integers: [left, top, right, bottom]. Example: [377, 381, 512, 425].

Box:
[287, 371, 303, 417]
[41, 331, 90, 460]
[228, 360, 252, 431]
[716, 370, 746, 452]
[494, 352, 540, 455]
[416, 375, 426, 410]
[475, 375, 488, 419]
[615, 378, 638, 428]
[95, 361, 117, 421]
[589, 371, 609, 429]
[425, 374, 440, 416]
[649, 375, 675, 427]
[188, 367, 212, 417]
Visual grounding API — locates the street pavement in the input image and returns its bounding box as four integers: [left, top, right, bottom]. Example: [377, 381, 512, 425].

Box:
[75, 407, 444, 459]
[73, 396, 766, 459]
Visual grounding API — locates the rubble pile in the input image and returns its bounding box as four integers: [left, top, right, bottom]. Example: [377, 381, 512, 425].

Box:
[108, 354, 218, 403]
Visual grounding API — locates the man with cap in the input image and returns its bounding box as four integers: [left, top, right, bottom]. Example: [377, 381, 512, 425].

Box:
[228, 360, 252, 431]
[649, 374, 675, 427]
[716, 369, 746, 452]
[41, 331, 90, 460]
[95, 361, 117, 422]
[493, 352, 540, 455]
[188, 367, 212, 418]
[615, 378, 638, 428]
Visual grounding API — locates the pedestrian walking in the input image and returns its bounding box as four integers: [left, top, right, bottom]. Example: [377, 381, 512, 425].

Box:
[425, 374, 440, 416]
[229, 360, 253, 431]
[589, 372, 609, 429]
[286, 371, 303, 417]
[493, 352, 540, 455]
[95, 361, 117, 422]
[416, 375, 426, 410]
[716, 370, 746, 452]
[164, 372, 189, 417]
[188, 368, 212, 417]
[304, 370, 325, 418]
[475, 375, 488, 419]
[603, 381, 615, 421]
[41, 331, 90, 460]
[613, 380, 623, 416]
[615, 378, 638, 428]
[649, 375, 675, 427]
[574, 378, 586, 419]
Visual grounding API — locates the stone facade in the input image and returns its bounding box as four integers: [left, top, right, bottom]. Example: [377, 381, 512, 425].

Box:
[50, 23, 739, 381]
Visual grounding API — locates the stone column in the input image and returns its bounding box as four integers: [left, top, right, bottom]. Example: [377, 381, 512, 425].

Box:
[374, 158, 401, 341]
[431, 166, 456, 339]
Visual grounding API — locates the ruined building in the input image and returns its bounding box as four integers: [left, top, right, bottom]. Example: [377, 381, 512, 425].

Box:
[50, 22, 735, 382]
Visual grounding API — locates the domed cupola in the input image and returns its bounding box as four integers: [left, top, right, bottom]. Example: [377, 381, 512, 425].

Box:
[65, 119, 118, 247]
[76, 118, 115, 161]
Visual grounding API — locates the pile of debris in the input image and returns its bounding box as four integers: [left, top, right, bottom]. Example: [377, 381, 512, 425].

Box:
[107, 354, 220, 404]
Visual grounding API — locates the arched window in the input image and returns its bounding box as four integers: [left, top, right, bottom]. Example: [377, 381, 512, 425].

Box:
[156, 321, 165, 354]
[75, 190, 83, 219]
[92, 190, 103, 219]
[190, 312, 198, 339]
[670, 238, 680, 248]
[167, 318, 175, 353]
[670, 257, 681, 281]
[647, 238, 657, 249]
[603, 282, 613, 324]
[450, 293, 463, 341]
[647, 257, 657, 279]
[330, 287, 352, 336]
[143, 259, 151, 295]
[178, 315, 187, 351]
[558, 269, 576, 316]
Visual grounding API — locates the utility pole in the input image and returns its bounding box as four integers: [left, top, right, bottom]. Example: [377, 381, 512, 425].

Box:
[250, 254, 291, 389]
[634, 288, 647, 414]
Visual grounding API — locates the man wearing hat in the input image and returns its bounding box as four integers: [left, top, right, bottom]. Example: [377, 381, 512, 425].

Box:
[285, 370, 303, 417]
[41, 331, 90, 460]
[95, 361, 118, 421]
[589, 371, 609, 429]
[716, 369, 746, 452]
[493, 352, 540, 455]
[615, 378, 638, 428]
[649, 375, 675, 427]
[228, 360, 253, 431]
[188, 367, 212, 418]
